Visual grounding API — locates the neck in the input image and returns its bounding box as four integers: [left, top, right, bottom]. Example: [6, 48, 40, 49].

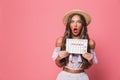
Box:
[72, 35, 80, 39]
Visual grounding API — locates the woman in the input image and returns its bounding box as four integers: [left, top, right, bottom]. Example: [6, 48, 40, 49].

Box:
[52, 9, 98, 80]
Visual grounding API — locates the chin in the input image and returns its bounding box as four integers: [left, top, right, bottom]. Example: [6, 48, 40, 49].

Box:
[73, 34, 79, 37]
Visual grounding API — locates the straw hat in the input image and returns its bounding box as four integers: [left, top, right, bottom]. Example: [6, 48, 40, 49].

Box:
[63, 9, 91, 26]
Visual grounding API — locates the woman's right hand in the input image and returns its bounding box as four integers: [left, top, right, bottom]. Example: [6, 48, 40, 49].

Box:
[58, 51, 69, 59]
[55, 51, 69, 67]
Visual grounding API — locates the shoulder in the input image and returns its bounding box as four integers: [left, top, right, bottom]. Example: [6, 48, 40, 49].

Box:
[89, 39, 96, 49]
[55, 36, 63, 47]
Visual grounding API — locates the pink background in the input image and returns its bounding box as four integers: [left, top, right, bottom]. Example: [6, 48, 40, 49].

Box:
[0, 0, 120, 80]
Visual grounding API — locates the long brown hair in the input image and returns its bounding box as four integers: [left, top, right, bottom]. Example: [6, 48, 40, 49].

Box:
[61, 13, 92, 68]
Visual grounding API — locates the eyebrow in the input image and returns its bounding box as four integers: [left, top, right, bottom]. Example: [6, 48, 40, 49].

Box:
[71, 19, 81, 22]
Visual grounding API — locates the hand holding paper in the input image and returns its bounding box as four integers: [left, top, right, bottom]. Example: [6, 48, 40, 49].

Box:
[58, 51, 69, 59]
[82, 52, 93, 61]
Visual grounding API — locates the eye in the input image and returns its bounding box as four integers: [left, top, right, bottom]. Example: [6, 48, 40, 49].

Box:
[70, 20, 74, 23]
[77, 20, 82, 23]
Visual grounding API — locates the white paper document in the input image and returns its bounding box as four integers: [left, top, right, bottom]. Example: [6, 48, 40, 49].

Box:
[66, 39, 88, 54]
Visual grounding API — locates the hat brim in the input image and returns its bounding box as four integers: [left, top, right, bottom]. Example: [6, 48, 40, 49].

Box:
[63, 9, 91, 26]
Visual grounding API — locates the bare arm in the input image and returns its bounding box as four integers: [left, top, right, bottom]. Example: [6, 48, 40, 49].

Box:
[82, 39, 96, 64]
[55, 37, 69, 67]
[88, 39, 96, 64]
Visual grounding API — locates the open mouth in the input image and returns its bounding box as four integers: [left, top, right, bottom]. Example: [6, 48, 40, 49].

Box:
[73, 28, 78, 33]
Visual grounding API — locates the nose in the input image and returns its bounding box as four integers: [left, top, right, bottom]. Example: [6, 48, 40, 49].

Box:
[74, 22, 77, 27]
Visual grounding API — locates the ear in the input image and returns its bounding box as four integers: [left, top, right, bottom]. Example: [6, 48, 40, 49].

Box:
[89, 39, 96, 49]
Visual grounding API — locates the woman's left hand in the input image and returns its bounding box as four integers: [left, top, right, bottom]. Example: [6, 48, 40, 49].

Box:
[82, 52, 93, 61]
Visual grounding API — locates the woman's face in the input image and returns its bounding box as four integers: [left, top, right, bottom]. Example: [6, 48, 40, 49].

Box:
[70, 15, 83, 37]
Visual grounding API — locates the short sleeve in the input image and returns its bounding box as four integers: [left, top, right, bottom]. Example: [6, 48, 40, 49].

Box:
[90, 49, 98, 64]
[52, 47, 60, 61]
